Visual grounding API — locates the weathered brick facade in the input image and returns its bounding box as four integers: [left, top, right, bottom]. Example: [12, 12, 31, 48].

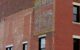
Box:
[0, 0, 79, 50]
[1, 8, 33, 50]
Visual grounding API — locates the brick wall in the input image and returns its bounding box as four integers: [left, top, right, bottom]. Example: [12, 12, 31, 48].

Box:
[73, 0, 80, 3]
[0, 8, 33, 50]
[0, 0, 33, 18]
[0, 19, 5, 50]
[0, 0, 78, 50]
[55, 0, 73, 50]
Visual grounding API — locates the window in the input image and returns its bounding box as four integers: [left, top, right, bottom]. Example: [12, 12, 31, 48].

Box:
[23, 43, 28, 50]
[73, 38, 79, 50]
[73, 5, 79, 22]
[6, 47, 13, 50]
[39, 37, 46, 50]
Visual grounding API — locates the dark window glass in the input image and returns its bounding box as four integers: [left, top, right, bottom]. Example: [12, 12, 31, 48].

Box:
[6, 47, 12, 50]
[73, 38, 79, 50]
[73, 5, 79, 22]
[39, 37, 45, 50]
[23, 43, 28, 50]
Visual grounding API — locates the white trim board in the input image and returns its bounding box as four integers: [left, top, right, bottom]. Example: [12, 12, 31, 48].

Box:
[72, 22, 80, 25]
[22, 41, 28, 44]
[6, 44, 13, 48]
[73, 2, 80, 6]
[73, 35, 80, 39]
[38, 34, 46, 38]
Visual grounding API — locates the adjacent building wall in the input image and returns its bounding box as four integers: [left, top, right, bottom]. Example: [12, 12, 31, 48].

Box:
[54, 0, 73, 50]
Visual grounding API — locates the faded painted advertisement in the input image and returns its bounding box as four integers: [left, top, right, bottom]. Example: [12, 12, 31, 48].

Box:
[33, 0, 53, 35]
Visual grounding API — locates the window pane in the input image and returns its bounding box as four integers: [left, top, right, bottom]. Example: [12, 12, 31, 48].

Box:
[6, 47, 12, 50]
[25, 44, 28, 50]
[73, 6, 79, 22]
[73, 14, 77, 22]
[41, 38, 45, 48]
[11, 47, 12, 50]
[8, 48, 10, 50]
[73, 6, 77, 14]
[74, 38, 79, 50]
[23, 44, 28, 50]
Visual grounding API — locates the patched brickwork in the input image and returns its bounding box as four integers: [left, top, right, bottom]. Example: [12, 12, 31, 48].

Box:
[0, 8, 33, 50]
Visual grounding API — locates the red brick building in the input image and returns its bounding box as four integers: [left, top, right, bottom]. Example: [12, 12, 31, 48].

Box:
[0, 0, 79, 50]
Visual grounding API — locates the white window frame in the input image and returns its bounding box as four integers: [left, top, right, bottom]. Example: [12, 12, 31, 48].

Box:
[73, 2, 80, 6]
[73, 35, 80, 39]
[39, 34, 46, 50]
[22, 41, 28, 44]
[6, 44, 13, 48]
[22, 41, 28, 50]
[38, 34, 46, 38]
[6, 44, 13, 50]
[72, 2, 80, 24]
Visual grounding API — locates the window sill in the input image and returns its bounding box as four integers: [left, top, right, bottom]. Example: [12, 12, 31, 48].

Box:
[72, 22, 80, 25]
